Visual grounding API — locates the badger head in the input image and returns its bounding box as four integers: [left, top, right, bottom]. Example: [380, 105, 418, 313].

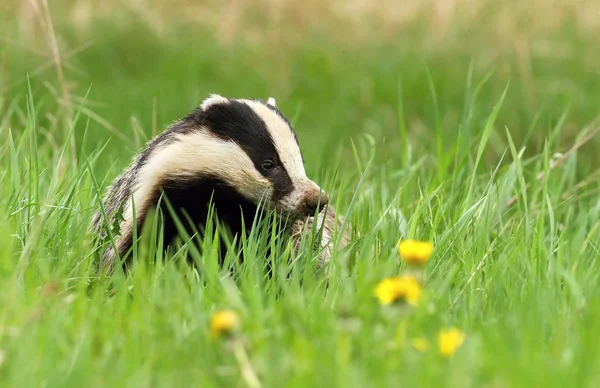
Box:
[192, 94, 328, 217]
[94, 94, 328, 268]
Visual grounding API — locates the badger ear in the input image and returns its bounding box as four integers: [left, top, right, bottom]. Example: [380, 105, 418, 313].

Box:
[200, 94, 228, 111]
[267, 97, 277, 107]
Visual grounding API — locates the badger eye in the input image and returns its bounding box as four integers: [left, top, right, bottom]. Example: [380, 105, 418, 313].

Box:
[261, 160, 275, 171]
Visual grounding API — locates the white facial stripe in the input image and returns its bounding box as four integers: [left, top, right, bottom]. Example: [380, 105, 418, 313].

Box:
[240, 99, 323, 212]
[241, 100, 306, 180]
[201, 94, 228, 110]
[119, 129, 272, 240]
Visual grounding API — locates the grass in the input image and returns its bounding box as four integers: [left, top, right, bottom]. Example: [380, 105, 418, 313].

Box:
[2, 1, 600, 387]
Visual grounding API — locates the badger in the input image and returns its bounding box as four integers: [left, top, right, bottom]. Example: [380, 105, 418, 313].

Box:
[91, 94, 351, 273]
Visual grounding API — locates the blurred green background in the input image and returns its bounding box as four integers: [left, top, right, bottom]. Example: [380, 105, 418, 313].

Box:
[2, 0, 599, 178]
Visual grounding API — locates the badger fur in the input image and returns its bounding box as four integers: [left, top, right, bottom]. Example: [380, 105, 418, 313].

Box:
[290, 207, 352, 269]
[91, 94, 351, 272]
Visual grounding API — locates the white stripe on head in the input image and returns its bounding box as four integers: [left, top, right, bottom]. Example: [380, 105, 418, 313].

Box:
[242, 100, 305, 177]
[201, 94, 229, 111]
[117, 129, 273, 250]
[241, 99, 323, 212]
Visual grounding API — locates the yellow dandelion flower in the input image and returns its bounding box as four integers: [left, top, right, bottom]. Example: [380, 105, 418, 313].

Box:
[438, 327, 466, 358]
[210, 310, 240, 337]
[374, 276, 422, 306]
[374, 278, 399, 305]
[411, 338, 431, 352]
[398, 239, 434, 266]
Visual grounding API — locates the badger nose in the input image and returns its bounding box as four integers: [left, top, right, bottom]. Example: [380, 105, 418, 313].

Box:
[303, 190, 328, 216]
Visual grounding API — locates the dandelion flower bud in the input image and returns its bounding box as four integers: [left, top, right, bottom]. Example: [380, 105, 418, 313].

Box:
[210, 310, 240, 337]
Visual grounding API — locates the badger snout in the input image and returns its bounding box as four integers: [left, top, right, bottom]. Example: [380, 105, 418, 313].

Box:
[273, 179, 329, 218]
[300, 184, 328, 216]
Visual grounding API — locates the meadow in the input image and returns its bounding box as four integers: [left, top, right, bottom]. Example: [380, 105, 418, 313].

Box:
[1, 1, 600, 386]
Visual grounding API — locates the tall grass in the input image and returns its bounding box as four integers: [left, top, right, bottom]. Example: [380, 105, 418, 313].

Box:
[1, 2, 600, 387]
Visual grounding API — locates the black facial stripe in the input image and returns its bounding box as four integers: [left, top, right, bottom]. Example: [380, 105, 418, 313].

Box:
[186, 99, 297, 201]
[270, 168, 294, 201]
[203, 100, 277, 170]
